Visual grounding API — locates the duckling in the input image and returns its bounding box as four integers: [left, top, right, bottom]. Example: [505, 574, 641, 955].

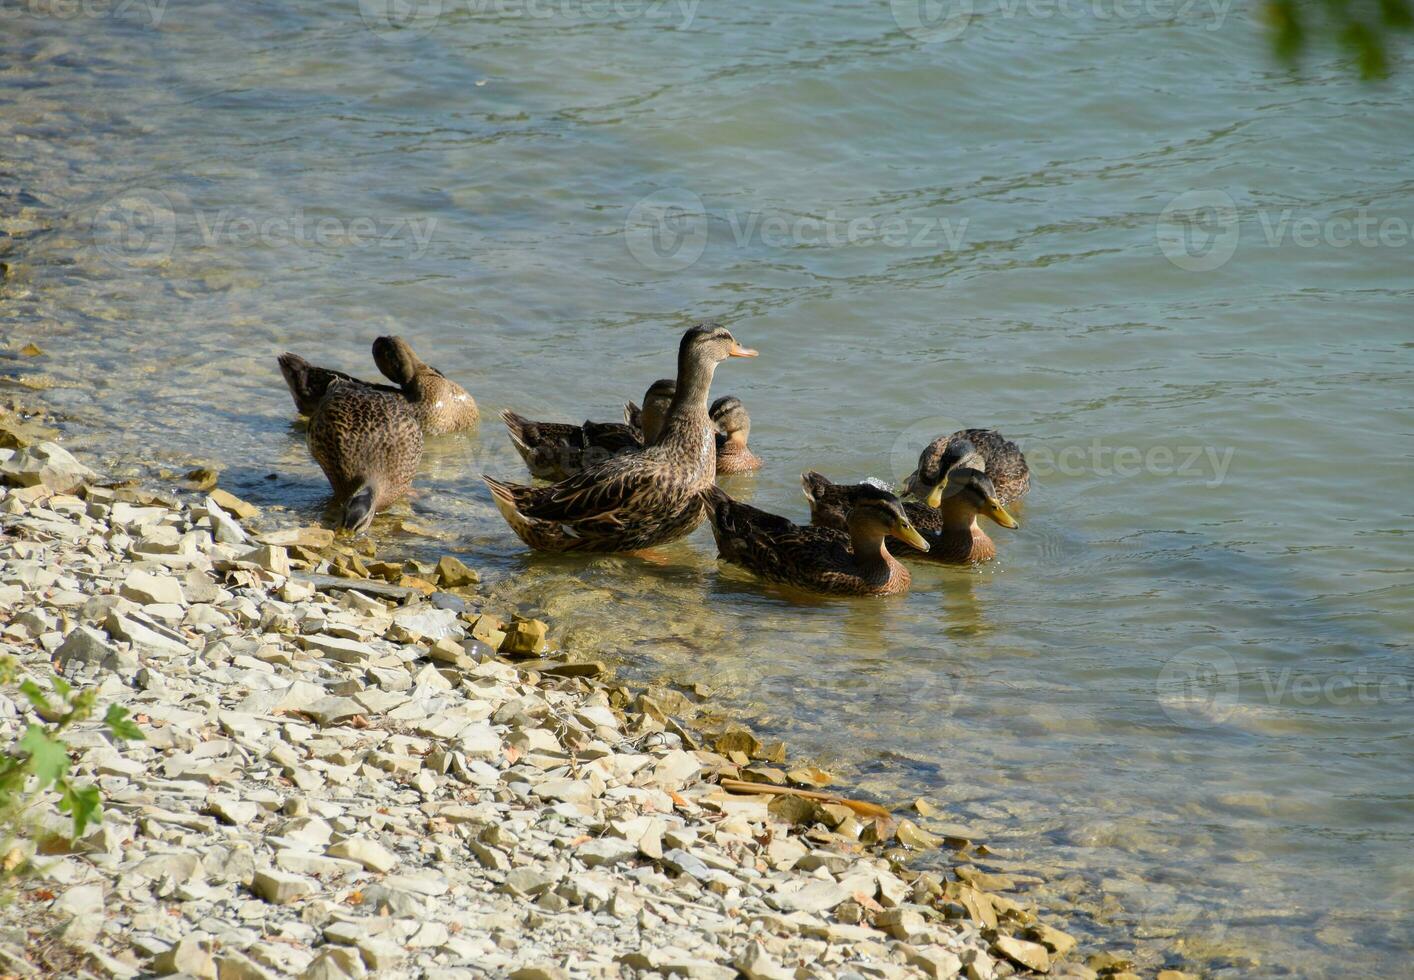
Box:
[902, 429, 1028, 505]
[710, 396, 761, 475]
[306, 349, 423, 535]
[703, 483, 929, 596]
[483, 324, 756, 553]
[502, 378, 677, 481]
[804, 467, 1017, 564]
[278, 335, 477, 436]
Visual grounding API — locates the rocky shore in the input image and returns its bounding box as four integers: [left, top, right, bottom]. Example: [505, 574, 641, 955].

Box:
[0, 434, 1135, 980]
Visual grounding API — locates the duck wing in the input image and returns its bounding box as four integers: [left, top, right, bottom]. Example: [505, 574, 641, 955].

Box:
[512, 449, 676, 526]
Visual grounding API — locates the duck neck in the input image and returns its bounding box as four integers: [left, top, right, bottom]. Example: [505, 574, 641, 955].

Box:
[935, 501, 995, 563]
[660, 353, 719, 447]
[849, 525, 897, 583]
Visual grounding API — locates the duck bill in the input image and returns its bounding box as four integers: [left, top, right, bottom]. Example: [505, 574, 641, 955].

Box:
[895, 522, 930, 552]
[984, 500, 1019, 529]
[728, 343, 758, 358]
[925, 477, 948, 509]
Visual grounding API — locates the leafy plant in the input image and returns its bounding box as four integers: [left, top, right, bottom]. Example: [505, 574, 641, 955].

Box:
[0, 656, 143, 893]
[1268, 0, 1414, 78]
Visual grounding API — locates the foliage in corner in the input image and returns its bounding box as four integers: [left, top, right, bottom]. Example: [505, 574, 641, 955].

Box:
[0, 656, 143, 895]
[1267, 0, 1414, 78]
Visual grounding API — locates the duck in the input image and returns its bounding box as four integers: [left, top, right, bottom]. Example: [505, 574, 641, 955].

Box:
[306, 353, 423, 534]
[902, 429, 1029, 506]
[703, 483, 929, 596]
[625, 378, 677, 446]
[278, 336, 478, 436]
[501, 378, 677, 481]
[483, 323, 756, 553]
[804, 467, 1018, 564]
[710, 396, 762, 475]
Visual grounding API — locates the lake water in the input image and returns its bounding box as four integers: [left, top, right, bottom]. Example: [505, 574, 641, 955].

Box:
[3, 2, 1411, 975]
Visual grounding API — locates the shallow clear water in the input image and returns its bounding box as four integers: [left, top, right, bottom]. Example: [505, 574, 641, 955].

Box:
[3, 2, 1412, 975]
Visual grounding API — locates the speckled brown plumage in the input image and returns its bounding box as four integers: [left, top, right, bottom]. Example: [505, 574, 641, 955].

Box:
[307, 379, 423, 533]
[704, 484, 922, 596]
[805, 469, 1017, 565]
[279, 336, 477, 436]
[502, 379, 676, 482]
[903, 428, 1029, 505]
[483, 325, 755, 553]
[710, 395, 761, 476]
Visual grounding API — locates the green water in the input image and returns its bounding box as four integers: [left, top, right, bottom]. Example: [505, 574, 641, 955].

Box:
[2, 2, 1411, 975]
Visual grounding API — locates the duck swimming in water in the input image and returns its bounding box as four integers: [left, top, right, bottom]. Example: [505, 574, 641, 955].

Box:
[704, 482, 928, 596]
[902, 428, 1029, 506]
[501, 378, 677, 482]
[804, 465, 1018, 564]
[710, 395, 762, 475]
[483, 323, 757, 553]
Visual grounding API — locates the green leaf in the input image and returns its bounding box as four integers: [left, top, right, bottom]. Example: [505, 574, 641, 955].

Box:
[58, 782, 102, 839]
[18, 725, 69, 788]
[103, 704, 145, 743]
[50, 674, 72, 700]
[18, 680, 50, 712]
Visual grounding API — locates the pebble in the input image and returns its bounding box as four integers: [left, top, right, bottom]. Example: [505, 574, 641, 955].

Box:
[251, 869, 317, 905]
[326, 837, 398, 873]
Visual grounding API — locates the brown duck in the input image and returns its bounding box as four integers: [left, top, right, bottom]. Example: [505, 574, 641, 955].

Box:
[306, 349, 424, 534]
[710, 396, 761, 475]
[703, 483, 928, 596]
[902, 429, 1029, 506]
[804, 467, 1018, 564]
[279, 335, 478, 436]
[483, 324, 756, 553]
[501, 378, 677, 481]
